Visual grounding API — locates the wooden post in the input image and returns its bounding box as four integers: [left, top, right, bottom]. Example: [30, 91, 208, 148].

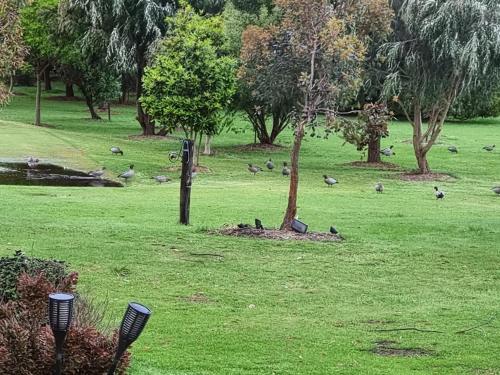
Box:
[180, 139, 194, 225]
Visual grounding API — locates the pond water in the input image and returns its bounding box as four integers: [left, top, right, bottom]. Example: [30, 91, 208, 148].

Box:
[0, 162, 123, 187]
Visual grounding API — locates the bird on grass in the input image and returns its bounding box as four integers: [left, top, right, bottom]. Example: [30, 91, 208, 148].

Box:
[266, 159, 275, 171]
[381, 145, 395, 157]
[434, 186, 445, 200]
[110, 146, 124, 156]
[88, 167, 106, 178]
[483, 144, 495, 152]
[282, 162, 290, 176]
[118, 165, 135, 182]
[492, 186, 500, 195]
[375, 182, 384, 193]
[27, 157, 39, 169]
[448, 146, 458, 154]
[152, 175, 171, 184]
[323, 175, 338, 187]
[248, 164, 262, 175]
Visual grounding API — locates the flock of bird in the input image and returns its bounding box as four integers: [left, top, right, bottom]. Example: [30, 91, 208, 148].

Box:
[25, 142, 500, 197]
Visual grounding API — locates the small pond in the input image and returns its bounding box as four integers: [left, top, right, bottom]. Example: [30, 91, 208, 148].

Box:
[0, 162, 123, 187]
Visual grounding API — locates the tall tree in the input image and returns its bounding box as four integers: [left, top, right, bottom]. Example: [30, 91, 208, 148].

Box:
[141, 5, 236, 165]
[20, 0, 58, 126]
[67, 0, 174, 135]
[383, 0, 500, 174]
[0, 0, 27, 105]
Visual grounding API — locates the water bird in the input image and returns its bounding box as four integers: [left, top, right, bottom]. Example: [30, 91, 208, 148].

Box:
[492, 186, 500, 195]
[381, 145, 395, 157]
[483, 145, 495, 152]
[152, 175, 170, 184]
[27, 157, 39, 168]
[248, 164, 262, 175]
[88, 167, 106, 178]
[282, 162, 290, 176]
[448, 146, 458, 153]
[434, 186, 445, 200]
[118, 165, 135, 182]
[323, 175, 338, 187]
[110, 147, 123, 155]
[375, 182, 384, 193]
[266, 159, 274, 171]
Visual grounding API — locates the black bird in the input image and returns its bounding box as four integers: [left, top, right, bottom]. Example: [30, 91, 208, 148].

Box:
[255, 219, 264, 230]
[483, 144, 496, 152]
[237, 223, 251, 229]
[434, 186, 445, 200]
[110, 146, 124, 156]
[266, 159, 275, 171]
[282, 162, 291, 176]
[330, 226, 339, 235]
[448, 146, 458, 154]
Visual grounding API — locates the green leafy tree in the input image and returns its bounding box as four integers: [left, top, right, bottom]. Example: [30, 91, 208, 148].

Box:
[20, 0, 58, 126]
[383, 0, 500, 173]
[141, 5, 236, 164]
[450, 77, 500, 120]
[0, 0, 27, 105]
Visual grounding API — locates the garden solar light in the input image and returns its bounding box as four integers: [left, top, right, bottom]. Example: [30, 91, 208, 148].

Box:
[291, 219, 308, 234]
[108, 302, 152, 375]
[48, 293, 75, 375]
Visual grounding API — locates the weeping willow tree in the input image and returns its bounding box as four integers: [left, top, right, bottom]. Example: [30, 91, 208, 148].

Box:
[383, 0, 500, 174]
[66, 0, 174, 135]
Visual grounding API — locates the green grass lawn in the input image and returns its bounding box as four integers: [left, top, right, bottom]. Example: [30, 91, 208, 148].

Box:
[0, 85, 499, 374]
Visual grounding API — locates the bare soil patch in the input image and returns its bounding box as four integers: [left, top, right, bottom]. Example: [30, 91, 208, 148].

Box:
[231, 143, 286, 152]
[371, 340, 433, 357]
[215, 227, 342, 242]
[400, 172, 456, 182]
[345, 161, 402, 170]
[179, 292, 212, 304]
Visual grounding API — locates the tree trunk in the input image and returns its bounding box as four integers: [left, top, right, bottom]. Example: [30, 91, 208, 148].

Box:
[367, 136, 381, 163]
[412, 104, 430, 174]
[85, 96, 101, 120]
[203, 135, 212, 155]
[136, 57, 155, 136]
[44, 68, 52, 91]
[415, 148, 430, 174]
[65, 83, 74, 98]
[280, 122, 305, 230]
[35, 72, 42, 126]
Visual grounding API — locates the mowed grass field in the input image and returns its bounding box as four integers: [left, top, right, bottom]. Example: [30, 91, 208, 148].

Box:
[0, 85, 499, 374]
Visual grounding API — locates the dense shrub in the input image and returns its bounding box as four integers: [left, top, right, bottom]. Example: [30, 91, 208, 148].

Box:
[0, 272, 130, 374]
[0, 251, 68, 300]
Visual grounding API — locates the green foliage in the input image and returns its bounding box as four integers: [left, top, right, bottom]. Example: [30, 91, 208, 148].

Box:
[142, 5, 236, 139]
[20, 0, 59, 67]
[230, 0, 273, 14]
[0, 250, 68, 300]
[451, 81, 500, 120]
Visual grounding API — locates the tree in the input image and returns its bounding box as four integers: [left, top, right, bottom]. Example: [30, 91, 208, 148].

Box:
[67, 0, 174, 135]
[20, 0, 58, 126]
[0, 0, 27, 105]
[141, 5, 236, 165]
[450, 77, 500, 120]
[248, 0, 380, 230]
[383, 0, 500, 174]
[333, 103, 393, 163]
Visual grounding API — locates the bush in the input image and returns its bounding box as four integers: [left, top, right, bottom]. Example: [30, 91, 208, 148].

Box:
[0, 251, 68, 300]
[0, 272, 130, 374]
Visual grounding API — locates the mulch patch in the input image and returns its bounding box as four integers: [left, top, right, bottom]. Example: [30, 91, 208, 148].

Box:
[345, 161, 403, 170]
[231, 143, 286, 152]
[371, 340, 433, 357]
[215, 227, 342, 242]
[400, 172, 456, 182]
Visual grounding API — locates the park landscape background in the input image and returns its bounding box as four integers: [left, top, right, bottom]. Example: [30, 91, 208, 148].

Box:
[0, 85, 499, 374]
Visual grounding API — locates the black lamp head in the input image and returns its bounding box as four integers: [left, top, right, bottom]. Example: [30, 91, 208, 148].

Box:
[119, 302, 151, 346]
[48, 293, 75, 332]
